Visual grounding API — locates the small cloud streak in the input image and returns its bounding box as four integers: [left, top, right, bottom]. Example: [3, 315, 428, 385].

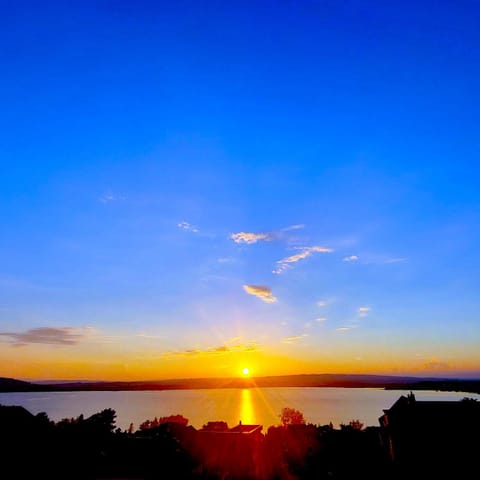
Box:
[100, 192, 125, 203]
[178, 221, 199, 233]
[316, 317, 327, 323]
[282, 224, 305, 231]
[423, 357, 450, 372]
[358, 306, 371, 317]
[217, 257, 235, 264]
[317, 300, 327, 307]
[384, 257, 408, 264]
[163, 342, 259, 358]
[282, 334, 308, 343]
[336, 326, 353, 332]
[230, 232, 273, 244]
[273, 246, 333, 274]
[135, 333, 165, 339]
[230, 224, 305, 244]
[0, 327, 91, 347]
[243, 285, 277, 303]
[343, 255, 359, 262]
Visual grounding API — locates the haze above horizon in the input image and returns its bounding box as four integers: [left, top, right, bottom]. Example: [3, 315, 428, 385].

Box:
[1, 1, 479, 381]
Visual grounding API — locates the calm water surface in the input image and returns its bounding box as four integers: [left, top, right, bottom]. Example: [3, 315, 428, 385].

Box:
[1, 387, 478, 430]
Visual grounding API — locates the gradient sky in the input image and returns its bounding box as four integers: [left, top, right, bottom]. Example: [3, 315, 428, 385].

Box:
[1, 1, 480, 380]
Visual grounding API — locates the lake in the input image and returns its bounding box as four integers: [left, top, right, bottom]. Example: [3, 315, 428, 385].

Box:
[1, 387, 478, 430]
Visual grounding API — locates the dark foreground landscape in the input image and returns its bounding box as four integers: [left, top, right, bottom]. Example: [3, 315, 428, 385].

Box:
[2, 392, 479, 479]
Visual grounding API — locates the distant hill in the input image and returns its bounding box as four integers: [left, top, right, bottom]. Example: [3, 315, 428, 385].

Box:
[1, 374, 479, 394]
[0, 377, 54, 392]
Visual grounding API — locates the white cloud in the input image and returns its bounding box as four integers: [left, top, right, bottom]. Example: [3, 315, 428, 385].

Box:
[282, 224, 305, 231]
[316, 317, 327, 323]
[282, 334, 308, 343]
[273, 245, 333, 274]
[230, 232, 273, 244]
[243, 285, 277, 303]
[230, 224, 305, 245]
[336, 327, 353, 332]
[358, 306, 370, 317]
[178, 221, 199, 233]
[317, 300, 327, 307]
[343, 255, 359, 262]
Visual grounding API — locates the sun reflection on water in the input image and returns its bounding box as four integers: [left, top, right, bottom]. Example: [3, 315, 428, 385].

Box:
[239, 388, 255, 424]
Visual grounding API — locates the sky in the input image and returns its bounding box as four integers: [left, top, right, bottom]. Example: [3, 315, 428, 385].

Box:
[1, 0, 480, 381]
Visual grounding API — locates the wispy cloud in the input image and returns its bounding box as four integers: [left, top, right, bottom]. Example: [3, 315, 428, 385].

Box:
[343, 255, 359, 262]
[384, 257, 408, 264]
[230, 224, 305, 245]
[100, 192, 125, 203]
[231, 232, 273, 244]
[0, 327, 92, 347]
[135, 333, 165, 339]
[282, 224, 305, 232]
[316, 317, 327, 323]
[243, 285, 277, 303]
[178, 221, 199, 233]
[423, 357, 450, 372]
[217, 257, 236, 264]
[273, 245, 333, 274]
[317, 300, 327, 307]
[358, 306, 371, 317]
[360, 254, 408, 265]
[163, 342, 259, 358]
[282, 334, 308, 343]
[336, 326, 354, 332]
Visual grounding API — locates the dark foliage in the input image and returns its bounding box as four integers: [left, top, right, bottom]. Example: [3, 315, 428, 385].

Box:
[2, 397, 479, 479]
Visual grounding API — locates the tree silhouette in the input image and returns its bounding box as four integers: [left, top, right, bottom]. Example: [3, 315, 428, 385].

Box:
[139, 414, 189, 430]
[202, 421, 228, 431]
[35, 411, 53, 428]
[461, 397, 478, 403]
[279, 407, 305, 426]
[349, 419, 364, 430]
[158, 414, 188, 426]
[85, 408, 116, 434]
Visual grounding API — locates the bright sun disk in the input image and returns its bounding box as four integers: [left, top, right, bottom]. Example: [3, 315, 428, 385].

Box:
[242, 367, 250, 376]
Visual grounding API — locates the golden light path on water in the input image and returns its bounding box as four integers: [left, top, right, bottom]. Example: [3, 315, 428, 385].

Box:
[238, 385, 279, 426]
[239, 388, 255, 424]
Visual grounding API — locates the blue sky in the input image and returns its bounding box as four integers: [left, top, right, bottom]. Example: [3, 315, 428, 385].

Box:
[1, 1, 479, 379]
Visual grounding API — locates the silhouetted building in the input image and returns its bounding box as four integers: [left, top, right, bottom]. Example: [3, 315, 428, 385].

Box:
[379, 393, 480, 477]
[229, 423, 263, 435]
[195, 422, 263, 478]
[0, 404, 36, 431]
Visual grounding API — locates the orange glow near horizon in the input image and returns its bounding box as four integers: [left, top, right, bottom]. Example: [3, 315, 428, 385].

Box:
[2, 343, 480, 381]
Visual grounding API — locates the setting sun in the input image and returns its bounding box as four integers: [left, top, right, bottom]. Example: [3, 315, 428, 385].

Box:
[242, 367, 250, 376]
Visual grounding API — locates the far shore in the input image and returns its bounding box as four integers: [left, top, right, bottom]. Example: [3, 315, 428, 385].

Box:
[1, 374, 480, 395]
